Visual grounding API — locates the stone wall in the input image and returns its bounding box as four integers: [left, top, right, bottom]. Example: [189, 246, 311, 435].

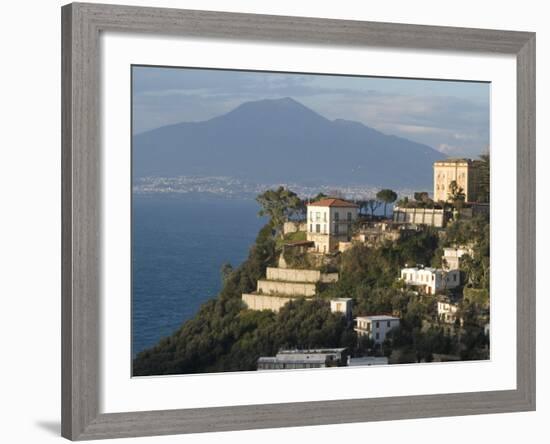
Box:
[306, 232, 330, 253]
[319, 272, 339, 283]
[266, 267, 320, 282]
[355, 229, 401, 246]
[257, 279, 316, 297]
[266, 267, 338, 284]
[393, 206, 447, 228]
[242, 294, 298, 312]
[283, 221, 307, 235]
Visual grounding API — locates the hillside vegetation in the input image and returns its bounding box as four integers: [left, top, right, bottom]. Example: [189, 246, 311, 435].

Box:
[134, 189, 490, 375]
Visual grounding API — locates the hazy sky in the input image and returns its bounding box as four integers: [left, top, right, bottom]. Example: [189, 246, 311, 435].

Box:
[133, 66, 490, 158]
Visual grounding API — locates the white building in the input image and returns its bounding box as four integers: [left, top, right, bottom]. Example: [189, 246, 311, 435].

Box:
[437, 299, 461, 324]
[330, 298, 352, 319]
[442, 246, 473, 270]
[306, 198, 359, 253]
[257, 348, 346, 370]
[400, 266, 460, 295]
[354, 315, 400, 344]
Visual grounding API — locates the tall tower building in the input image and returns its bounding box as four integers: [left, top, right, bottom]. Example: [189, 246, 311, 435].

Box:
[433, 158, 481, 203]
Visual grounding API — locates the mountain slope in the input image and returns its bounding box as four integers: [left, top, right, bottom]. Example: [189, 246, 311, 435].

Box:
[133, 97, 445, 189]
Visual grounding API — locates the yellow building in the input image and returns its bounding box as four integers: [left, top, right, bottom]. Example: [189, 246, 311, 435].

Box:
[433, 158, 481, 203]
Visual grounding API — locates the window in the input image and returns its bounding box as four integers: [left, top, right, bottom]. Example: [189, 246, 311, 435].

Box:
[375, 333, 380, 340]
[453, 274, 457, 281]
[316, 212, 321, 221]
[387, 321, 391, 327]
[316, 224, 320, 233]
[310, 224, 312, 232]
[334, 225, 339, 234]
[375, 321, 380, 328]
[323, 212, 327, 222]
[347, 212, 352, 221]
[334, 212, 339, 221]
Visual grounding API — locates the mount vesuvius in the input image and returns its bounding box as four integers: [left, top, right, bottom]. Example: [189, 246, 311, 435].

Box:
[133, 97, 445, 190]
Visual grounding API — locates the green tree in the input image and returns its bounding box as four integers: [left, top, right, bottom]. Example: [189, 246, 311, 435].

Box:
[312, 192, 328, 202]
[412, 191, 434, 208]
[220, 262, 234, 284]
[256, 187, 302, 236]
[365, 198, 382, 217]
[448, 180, 465, 209]
[376, 189, 398, 218]
[444, 215, 490, 290]
[414, 191, 430, 203]
[477, 154, 490, 203]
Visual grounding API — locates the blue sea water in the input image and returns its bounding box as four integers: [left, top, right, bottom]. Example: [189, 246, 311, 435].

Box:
[132, 195, 266, 357]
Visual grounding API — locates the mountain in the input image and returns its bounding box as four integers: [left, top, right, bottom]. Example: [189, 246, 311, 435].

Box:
[133, 97, 445, 189]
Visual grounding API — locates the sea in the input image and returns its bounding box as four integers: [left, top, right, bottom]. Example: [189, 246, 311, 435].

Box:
[132, 195, 266, 357]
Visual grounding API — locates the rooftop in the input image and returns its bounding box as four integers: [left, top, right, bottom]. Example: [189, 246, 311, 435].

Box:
[258, 348, 346, 365]
[258, 356, 328, 365]
[307, 198, 359, 208]
[434, 158, 473, 164]
[355, 315, 400, 321]
[401, 266, 439, 273]
[278, 348, 346, 355]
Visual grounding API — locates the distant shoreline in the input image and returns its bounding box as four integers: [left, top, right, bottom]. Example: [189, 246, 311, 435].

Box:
[132, 176, 419, 202]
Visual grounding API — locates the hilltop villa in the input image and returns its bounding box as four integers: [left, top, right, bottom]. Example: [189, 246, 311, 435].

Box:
[400, 266, 461, 294]
[306, 198, 359, 253]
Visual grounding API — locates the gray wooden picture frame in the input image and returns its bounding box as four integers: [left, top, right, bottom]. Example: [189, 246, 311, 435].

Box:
[61, 2, 536, 440]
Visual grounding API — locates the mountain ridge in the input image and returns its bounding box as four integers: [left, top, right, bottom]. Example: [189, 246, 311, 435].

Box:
[133, 97, 446, 189]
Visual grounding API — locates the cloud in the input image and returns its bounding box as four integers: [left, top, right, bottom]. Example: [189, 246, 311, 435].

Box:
[438, 143, 463, 155]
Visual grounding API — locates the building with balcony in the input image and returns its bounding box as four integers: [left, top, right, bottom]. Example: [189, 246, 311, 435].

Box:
[354, 315, 400, 344]
[306, 198, 359, 253]
[400, 266, 460, 295]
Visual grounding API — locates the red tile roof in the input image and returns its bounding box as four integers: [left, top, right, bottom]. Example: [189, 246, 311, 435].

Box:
[307, 198, 359, 208]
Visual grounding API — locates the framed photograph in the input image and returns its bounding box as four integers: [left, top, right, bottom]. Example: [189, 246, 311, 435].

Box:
[61, 2, 535, 440]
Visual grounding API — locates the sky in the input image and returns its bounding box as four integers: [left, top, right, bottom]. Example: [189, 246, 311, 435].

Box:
[132, 66, 490, 159]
